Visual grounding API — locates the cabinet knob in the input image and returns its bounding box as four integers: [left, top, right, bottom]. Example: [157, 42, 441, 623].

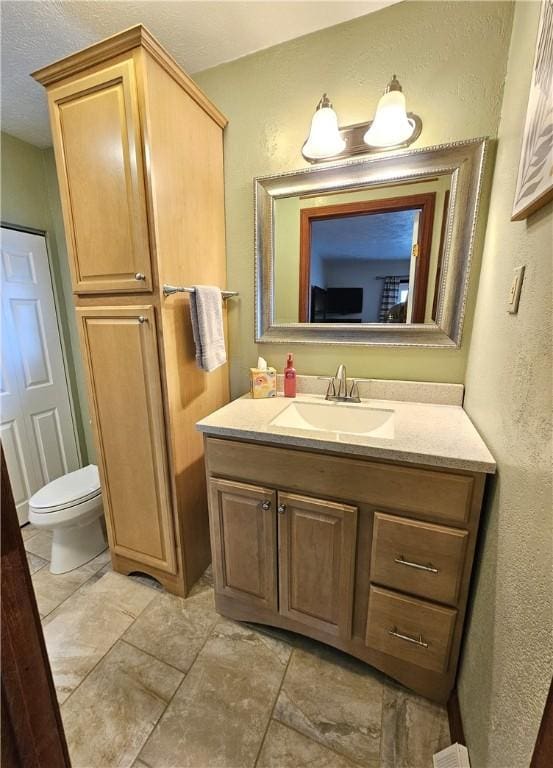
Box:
[261, 500, 271, 511]
[277, 503, 286, 514]
[135, 272, 146, 281]
[138, 315, 146, 324]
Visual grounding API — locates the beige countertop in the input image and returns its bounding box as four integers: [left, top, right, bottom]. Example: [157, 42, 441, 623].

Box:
[196, 384, 496, 474]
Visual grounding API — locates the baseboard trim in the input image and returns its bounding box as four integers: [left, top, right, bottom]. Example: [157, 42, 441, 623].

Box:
[447, 689, 466, 746]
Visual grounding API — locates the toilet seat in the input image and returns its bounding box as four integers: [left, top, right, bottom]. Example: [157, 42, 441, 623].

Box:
[29, 464, 101, 514]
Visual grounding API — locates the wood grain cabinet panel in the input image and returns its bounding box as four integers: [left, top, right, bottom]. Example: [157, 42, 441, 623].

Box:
[34, 27, 230, 595]
[366, 585, 457, 674]
[48, 60, 152, 294]
[370, 512, 468, 605]
[209, 478, 277, 610]
[205, 437, 474, 525]
[278, 492, 357, 639]
[77, 306, 175, 573]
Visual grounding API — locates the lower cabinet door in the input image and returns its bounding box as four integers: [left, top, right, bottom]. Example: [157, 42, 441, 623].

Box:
[209, 478, 277, 610]
[77, 305, 176, 574]
[278, 492, 357, 638]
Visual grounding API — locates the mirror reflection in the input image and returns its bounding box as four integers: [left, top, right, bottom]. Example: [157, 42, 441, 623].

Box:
[274, 176, 451, 325]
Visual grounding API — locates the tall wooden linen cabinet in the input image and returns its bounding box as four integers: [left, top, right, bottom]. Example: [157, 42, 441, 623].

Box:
[33, 26, 229, 596]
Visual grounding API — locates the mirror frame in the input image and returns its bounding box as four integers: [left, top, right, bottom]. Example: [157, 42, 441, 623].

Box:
[254, 137, 490, 347]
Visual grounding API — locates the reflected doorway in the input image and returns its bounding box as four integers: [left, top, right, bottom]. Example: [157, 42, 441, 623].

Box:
[298, 193, 436, 324]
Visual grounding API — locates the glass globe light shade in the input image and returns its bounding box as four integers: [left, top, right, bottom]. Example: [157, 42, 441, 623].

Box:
[302, 94, 346, 160]
[364, 76, 416, 148]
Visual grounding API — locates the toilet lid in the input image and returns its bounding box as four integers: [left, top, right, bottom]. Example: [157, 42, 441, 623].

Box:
[29, 465, 101, 513]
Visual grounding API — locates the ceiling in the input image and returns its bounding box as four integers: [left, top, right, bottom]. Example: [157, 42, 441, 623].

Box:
[1, 0, 398, 148]
[312, 210, 418, 262]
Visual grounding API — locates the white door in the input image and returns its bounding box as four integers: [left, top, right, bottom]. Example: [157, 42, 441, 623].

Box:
[0, 227, 80, 524]
[405, 211, 421, 323]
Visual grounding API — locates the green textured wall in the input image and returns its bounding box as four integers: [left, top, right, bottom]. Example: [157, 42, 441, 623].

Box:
[195, 1, 514, 396]
[1, 131, 94, 462]
[458, 2, 553, 766]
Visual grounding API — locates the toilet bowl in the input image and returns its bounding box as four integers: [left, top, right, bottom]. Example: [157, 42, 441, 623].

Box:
[28, 465, 107, 574]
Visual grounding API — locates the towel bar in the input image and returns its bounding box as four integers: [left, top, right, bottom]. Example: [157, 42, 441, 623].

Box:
[163, 284, 238, 299]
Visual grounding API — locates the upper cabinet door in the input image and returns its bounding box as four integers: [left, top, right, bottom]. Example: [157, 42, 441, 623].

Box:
[76, 305, 176, 574]
[278, 492, 358, 639]
[49, 60, 152, 294]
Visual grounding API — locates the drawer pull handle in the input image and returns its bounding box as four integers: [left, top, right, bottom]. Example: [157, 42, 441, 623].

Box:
[261, 500, 271, 511]
[389, 627, 429, 648]
[394, 555, 438, 574]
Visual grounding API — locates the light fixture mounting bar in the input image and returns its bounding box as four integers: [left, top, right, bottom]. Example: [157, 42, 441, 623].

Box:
[302, 112, 423, 164]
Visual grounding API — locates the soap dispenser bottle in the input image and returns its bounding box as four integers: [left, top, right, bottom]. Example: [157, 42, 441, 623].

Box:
[284, 353, 297, 398]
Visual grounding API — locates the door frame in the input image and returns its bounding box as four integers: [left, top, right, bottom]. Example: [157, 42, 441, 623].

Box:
[1, 222, 83, 471]
[1, 447, 72, 767]
[298, 193, 436, 324]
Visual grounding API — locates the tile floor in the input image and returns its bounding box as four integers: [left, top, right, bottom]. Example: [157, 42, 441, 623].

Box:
[24, 525, 451, 768]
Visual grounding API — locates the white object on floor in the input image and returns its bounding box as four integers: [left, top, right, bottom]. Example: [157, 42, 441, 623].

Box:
[190, 285, 226, 372]
[433, 743, 471, 768]
[28, 464, 106, 574]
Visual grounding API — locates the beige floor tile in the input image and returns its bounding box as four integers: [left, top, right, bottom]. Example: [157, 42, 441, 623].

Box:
[24, 529, 53, 560]
[43, 571, 156, 704]
[27, 551, 48, 574]
[139, 619, 292, 768]
[20, 523, 37, 541]
[274, 645, 383, 766]
[257, 720, 359, 768]
[124, 588, 218, 672]
[379, 685, 450, 768]
[61, 640, 183, 768]
[32, 549, 110, 618]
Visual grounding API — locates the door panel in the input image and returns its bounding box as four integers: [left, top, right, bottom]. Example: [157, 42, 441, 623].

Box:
[278, 492, 357, 638]
[209, 478, 277, 610]
[0, 228, 80, 523]
[77, 305, 175, 573]
[49, 60, 151, 294]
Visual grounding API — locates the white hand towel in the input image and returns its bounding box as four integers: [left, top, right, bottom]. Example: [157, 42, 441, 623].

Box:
[190, 285, 227, 372]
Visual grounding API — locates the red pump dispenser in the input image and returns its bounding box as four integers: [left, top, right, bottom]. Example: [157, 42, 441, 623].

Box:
[284, 353, 297, 398]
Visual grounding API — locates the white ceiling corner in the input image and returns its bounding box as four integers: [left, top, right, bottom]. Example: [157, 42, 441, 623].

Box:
[1, 0, 399, 148]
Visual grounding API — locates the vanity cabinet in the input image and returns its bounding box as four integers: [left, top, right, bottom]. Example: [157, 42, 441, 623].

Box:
[33, 26, 229, 596]
[204, 435, 486, 703]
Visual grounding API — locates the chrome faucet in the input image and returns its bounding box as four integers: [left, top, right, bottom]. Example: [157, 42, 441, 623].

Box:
[321, 364, 361, 403]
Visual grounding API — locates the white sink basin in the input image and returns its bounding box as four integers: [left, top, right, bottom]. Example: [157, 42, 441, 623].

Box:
[270, 400, 394, 440]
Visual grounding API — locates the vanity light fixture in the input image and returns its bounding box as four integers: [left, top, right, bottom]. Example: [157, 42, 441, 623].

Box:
[301, 75, 422, 164]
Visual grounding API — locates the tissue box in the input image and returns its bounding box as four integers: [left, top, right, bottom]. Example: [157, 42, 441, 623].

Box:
[249, 367, 277, 398]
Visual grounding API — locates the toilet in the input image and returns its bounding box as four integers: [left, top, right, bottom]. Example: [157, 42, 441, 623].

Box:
[28, 465, 106, 574]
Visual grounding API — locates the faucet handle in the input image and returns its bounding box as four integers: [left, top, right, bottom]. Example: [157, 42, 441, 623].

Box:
[317, 376, 336, 399]
[349, 379, 361, 402]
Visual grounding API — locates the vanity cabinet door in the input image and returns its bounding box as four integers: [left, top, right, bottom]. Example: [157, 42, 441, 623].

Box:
[278, 492, 357, 639]
[209, 478, 277, 610]
[48, 60, 152, 294]
[76, 305, 176, 574]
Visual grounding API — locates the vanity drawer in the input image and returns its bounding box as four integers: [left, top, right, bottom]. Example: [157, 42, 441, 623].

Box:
[370, 513, 468, 605]
[366, 586, 456, 674]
